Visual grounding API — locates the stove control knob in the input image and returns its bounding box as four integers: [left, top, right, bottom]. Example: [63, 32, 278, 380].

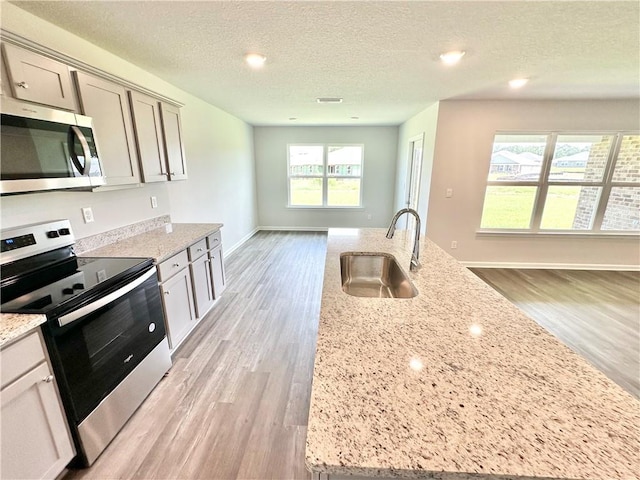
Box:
[62, 288, 74, 295]
[46, 230, 60, 238]
[58, 228, 71, 236]
[73, 283, 85, 290]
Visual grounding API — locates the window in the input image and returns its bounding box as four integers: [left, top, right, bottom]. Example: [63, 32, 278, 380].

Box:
[480, 133, 640, 233]
[288, 144, 363, 207]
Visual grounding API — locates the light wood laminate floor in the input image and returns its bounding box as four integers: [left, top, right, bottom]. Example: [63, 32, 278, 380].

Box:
[66, 231, 327, 480]
[471, 268, 640, 398]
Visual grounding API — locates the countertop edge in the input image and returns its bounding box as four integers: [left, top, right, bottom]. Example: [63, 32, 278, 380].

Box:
[79, 223, 224, 263]
[0, 313, 47, 348]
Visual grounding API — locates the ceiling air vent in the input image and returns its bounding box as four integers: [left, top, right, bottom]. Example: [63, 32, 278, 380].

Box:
[316, 97, 343, 104]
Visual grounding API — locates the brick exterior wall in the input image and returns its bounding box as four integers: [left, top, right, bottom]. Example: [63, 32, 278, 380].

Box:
[572, 138, 611, 229]
[572, 135, 640, 231]
[602, 186, 640, 230]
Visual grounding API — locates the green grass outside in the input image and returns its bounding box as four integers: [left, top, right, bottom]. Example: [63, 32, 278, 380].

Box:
[290, 178, 360, 207]
[481, 185, 582, 229]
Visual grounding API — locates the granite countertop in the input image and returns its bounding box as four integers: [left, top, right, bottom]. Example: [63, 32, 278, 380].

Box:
[81, 223, 223, 263]
[305, 228, 639, 480]
[0, 313, 47, 348]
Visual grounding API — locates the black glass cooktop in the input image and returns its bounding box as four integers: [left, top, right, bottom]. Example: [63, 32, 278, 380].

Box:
[1, 256, 153, 315]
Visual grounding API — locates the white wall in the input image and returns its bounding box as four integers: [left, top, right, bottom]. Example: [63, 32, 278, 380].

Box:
[426, 99, 640, 268]
[254, 126, 398, 229]
[395, 103, 440, 230]
[0, 3, 257, 251]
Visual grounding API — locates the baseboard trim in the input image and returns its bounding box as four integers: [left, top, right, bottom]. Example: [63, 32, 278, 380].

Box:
[225, 227, 259, 257]
[463, 261, 640, 271]
[258, 226, 329, 232]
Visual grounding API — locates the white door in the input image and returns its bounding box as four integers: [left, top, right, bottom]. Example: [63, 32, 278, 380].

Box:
[405, 134, 424, 230]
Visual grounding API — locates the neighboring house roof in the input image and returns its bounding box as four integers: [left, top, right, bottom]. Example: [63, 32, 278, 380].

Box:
[553, 151, 589, 164]
[519, 151, 543, 162]
[491, 150, 541, 166]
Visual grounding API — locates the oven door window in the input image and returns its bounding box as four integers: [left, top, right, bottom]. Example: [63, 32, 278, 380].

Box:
[51, 273, 165, 422]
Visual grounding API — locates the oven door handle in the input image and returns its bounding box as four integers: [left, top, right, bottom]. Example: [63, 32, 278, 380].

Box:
[58, 267, 157, 327]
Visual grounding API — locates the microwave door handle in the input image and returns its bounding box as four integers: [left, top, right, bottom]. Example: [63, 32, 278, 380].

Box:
[57, 267, 157, 327]
[68, 126, 92, 176]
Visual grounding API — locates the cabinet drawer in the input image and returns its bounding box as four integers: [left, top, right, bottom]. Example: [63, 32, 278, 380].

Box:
[1, 330, 46, 389]
[158, 249, 189, 282]
[206, 231, 222, 250]
[188, 239, 207, 261]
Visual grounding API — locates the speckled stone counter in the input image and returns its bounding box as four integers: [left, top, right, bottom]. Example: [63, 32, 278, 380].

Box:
[305, 228, 639, 480]
[0, 313, 46, 348]
[81, 223, 223, 262]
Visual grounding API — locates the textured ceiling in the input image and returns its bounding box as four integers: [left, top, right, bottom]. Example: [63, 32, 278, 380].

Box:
[7, 1, 640, 126]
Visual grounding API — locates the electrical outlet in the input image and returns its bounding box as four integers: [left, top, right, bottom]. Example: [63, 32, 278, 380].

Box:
[451, 240, 458, 249]
[367, 213, 372, 220]
[82, 207, 94, 223]
[446, 188, 453, 198]
[96, 269, 107, 283]
[151, 196, 158, 208]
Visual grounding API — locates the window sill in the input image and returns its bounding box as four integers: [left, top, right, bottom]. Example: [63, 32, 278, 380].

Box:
[286, 205, 364, 210]
[476, 230, 640, 239]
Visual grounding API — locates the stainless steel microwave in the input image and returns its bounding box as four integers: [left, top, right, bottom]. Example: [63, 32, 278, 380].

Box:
[0, 98, 105, 195]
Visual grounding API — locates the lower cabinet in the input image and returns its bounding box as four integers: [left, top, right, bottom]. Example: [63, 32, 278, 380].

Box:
[207, 230, 226, 298]
[189, 238, 215, 318]
[209, 245, 226, 298]
[159, 230, 226, 353]
[1, 330, 75, 480]
[160, 263, 197, 351]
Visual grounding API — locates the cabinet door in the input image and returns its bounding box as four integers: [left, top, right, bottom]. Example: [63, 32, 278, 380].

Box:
[129, 91, 168, 183]
[74, 71, 141, 186]
[2, 43, 75, 110]
[1, 362, 75, 480]
[161, 268, 196, 351]
[190, 253, 215, 318]
[209, 246, 226, 299]
[159, 103, 188, 181]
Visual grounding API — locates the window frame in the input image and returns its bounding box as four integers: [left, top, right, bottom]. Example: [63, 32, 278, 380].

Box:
[287, 143, 364, 208]
[479, 131, 640, 235]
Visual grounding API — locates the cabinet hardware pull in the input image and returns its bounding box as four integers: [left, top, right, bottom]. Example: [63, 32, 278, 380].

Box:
[43, 375, 54, 383]
[17, 81, 29, 89]
[165, 290, 171, 295]
[173, 263, 180, 267]
[197, 248, 203, 252]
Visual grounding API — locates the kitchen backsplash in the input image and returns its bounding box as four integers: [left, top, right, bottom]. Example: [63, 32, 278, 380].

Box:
[74, 215, 171, 255]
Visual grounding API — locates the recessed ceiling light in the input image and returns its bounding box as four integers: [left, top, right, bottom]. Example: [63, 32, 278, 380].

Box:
[509, 78, 529, 89]
[439, 50, 466, 65]
[244, 53, 266, 69]
[316, 97, 343, 104]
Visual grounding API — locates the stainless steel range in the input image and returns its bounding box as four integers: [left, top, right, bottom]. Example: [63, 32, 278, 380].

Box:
[0, 220, 172, 466]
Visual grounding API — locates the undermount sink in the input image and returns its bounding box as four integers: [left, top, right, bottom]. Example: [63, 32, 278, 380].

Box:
[340, 252, 418, 298]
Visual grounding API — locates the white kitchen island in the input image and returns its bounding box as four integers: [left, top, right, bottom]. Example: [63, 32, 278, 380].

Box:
[305, 228, 639, 480]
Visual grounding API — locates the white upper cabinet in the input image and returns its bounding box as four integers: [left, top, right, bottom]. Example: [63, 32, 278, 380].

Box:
[2, 43, 76, 110]
[129, 91, 169, 183]
[160, 103, 188, 181]
[74, 71, 141, 186]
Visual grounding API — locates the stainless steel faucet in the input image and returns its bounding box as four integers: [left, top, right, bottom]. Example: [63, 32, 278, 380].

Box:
[386, 208, 421, 272]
